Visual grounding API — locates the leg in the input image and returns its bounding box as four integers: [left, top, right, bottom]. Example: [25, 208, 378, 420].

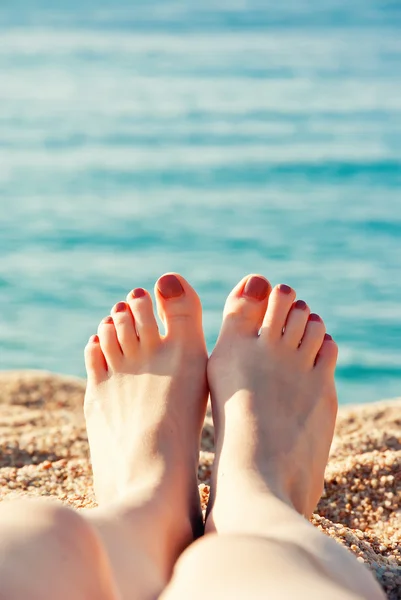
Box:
[0, 499, 118, 600]
[162, 275, 385, 600]
[0, 274, 209, 600]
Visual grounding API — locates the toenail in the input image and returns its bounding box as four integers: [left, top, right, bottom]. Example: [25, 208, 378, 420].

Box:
[242, 276, 270, 301]
[132, 287, 146, 298]
[308, 313, 321, 322]
[102, 316, 114, 324]
[294, 300, 307, 310]
[278, 284, 292, 295]
[324, 333, 333, 341]
[157, 274, 184, 299]
[89, 334, 99, 343]
[115, 302, 127, 312]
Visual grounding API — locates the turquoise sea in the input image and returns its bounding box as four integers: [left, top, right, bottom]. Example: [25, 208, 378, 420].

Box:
[1, 1, 401, 404]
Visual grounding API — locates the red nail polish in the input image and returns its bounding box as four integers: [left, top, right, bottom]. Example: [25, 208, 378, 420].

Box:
[115, 302, 127, 312]
[243, 276, 270, 301]
[89, 334, 99, 343]
[103, 316, 114, 324]
[157, 274, 184, 299]
[279, 284, 292, 295]
[294, 300, 307, 310]
[324, 333, 332, 341]
[308, 313, 321, 322]
[132, 287, 146, 298]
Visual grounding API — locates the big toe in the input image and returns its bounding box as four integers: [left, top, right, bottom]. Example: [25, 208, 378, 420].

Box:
[155, 273, 204, 340]
[220, 274, 272, 337]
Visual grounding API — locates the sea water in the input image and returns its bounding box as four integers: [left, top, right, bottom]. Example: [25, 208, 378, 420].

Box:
[1, 0, 401, 404]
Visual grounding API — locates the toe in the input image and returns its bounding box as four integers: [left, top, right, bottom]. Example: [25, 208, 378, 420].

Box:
[110, 301, 139, 357]
[282, 300, 310, 348]
[298, 313, 326, 367]
[97, 316, 123, 370]
[315, 334, 338, 375]
[220, 274, 272, 337]
[84, 334, 108, 383]
[127, 287, 159, 347]
[155, 273, 203, 339]
[260, 284, 296, 342]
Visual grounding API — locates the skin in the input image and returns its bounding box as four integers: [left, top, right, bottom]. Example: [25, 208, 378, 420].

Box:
[163, 275, 384, 600]
[83, 274, 209, 599]
[0, 273, 385, 600]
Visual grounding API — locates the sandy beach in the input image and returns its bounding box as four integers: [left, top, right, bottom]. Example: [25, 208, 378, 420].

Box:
[0, 370, 399, 598]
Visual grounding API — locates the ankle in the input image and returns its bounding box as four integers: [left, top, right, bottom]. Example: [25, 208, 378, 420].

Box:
[112, 490, 195, 565]
[206, 473, 300, 536]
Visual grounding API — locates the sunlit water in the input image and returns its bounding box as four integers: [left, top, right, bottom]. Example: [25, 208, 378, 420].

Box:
[1, 0, 401, 404]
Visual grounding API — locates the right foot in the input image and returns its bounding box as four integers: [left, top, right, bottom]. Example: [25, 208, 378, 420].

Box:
[206, 275, 338, 531]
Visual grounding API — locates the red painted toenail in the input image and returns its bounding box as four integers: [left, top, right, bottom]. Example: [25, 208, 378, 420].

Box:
[132, 287, 146, 298]
[89, 334, 99, 343]
[157, 274, 184, 299]
[278, 284, 292, 294]
[308, 313, 321, 322]
[102, 316, 114, 324]
[115, 302, 127, 312]
[294, 300, 307, 310]
[243, 276, 270, 301]
[324, 333, 332, 341]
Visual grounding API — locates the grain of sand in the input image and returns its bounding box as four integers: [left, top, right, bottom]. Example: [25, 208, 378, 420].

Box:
[0, 371, 400, 598]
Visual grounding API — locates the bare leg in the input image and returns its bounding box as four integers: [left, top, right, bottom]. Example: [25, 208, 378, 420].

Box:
[0, 274, 208, 600]
[162, 275, 385, 600]
[0, 499, 118, 600]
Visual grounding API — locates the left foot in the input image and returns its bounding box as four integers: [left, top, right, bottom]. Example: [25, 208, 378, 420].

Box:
[84, 273, 208, 544]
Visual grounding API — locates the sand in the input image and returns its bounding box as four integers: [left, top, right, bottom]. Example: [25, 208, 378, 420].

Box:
[0, 370, 400, 598]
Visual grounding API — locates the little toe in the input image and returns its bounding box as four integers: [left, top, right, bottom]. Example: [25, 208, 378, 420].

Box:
[97, 316, 123, 370]
[315, 334, 338, 375]
[282, 300, 310, 348]
[127, 287, 159, 347]
[220, 274, 272, 337]
[298, 313, 326, 367]
[155, 273, 203, 339]
[260, 284, 296, 342]
[110, 301, 139, 357]
[84, 335, 108, 383]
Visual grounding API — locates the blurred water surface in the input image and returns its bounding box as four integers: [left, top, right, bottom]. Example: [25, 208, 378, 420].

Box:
[1, 0, 401, 403]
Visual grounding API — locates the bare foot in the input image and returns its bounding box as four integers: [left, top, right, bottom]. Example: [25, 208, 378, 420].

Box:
[206, 274, 338, 531]
[84, 273, 208, 545]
